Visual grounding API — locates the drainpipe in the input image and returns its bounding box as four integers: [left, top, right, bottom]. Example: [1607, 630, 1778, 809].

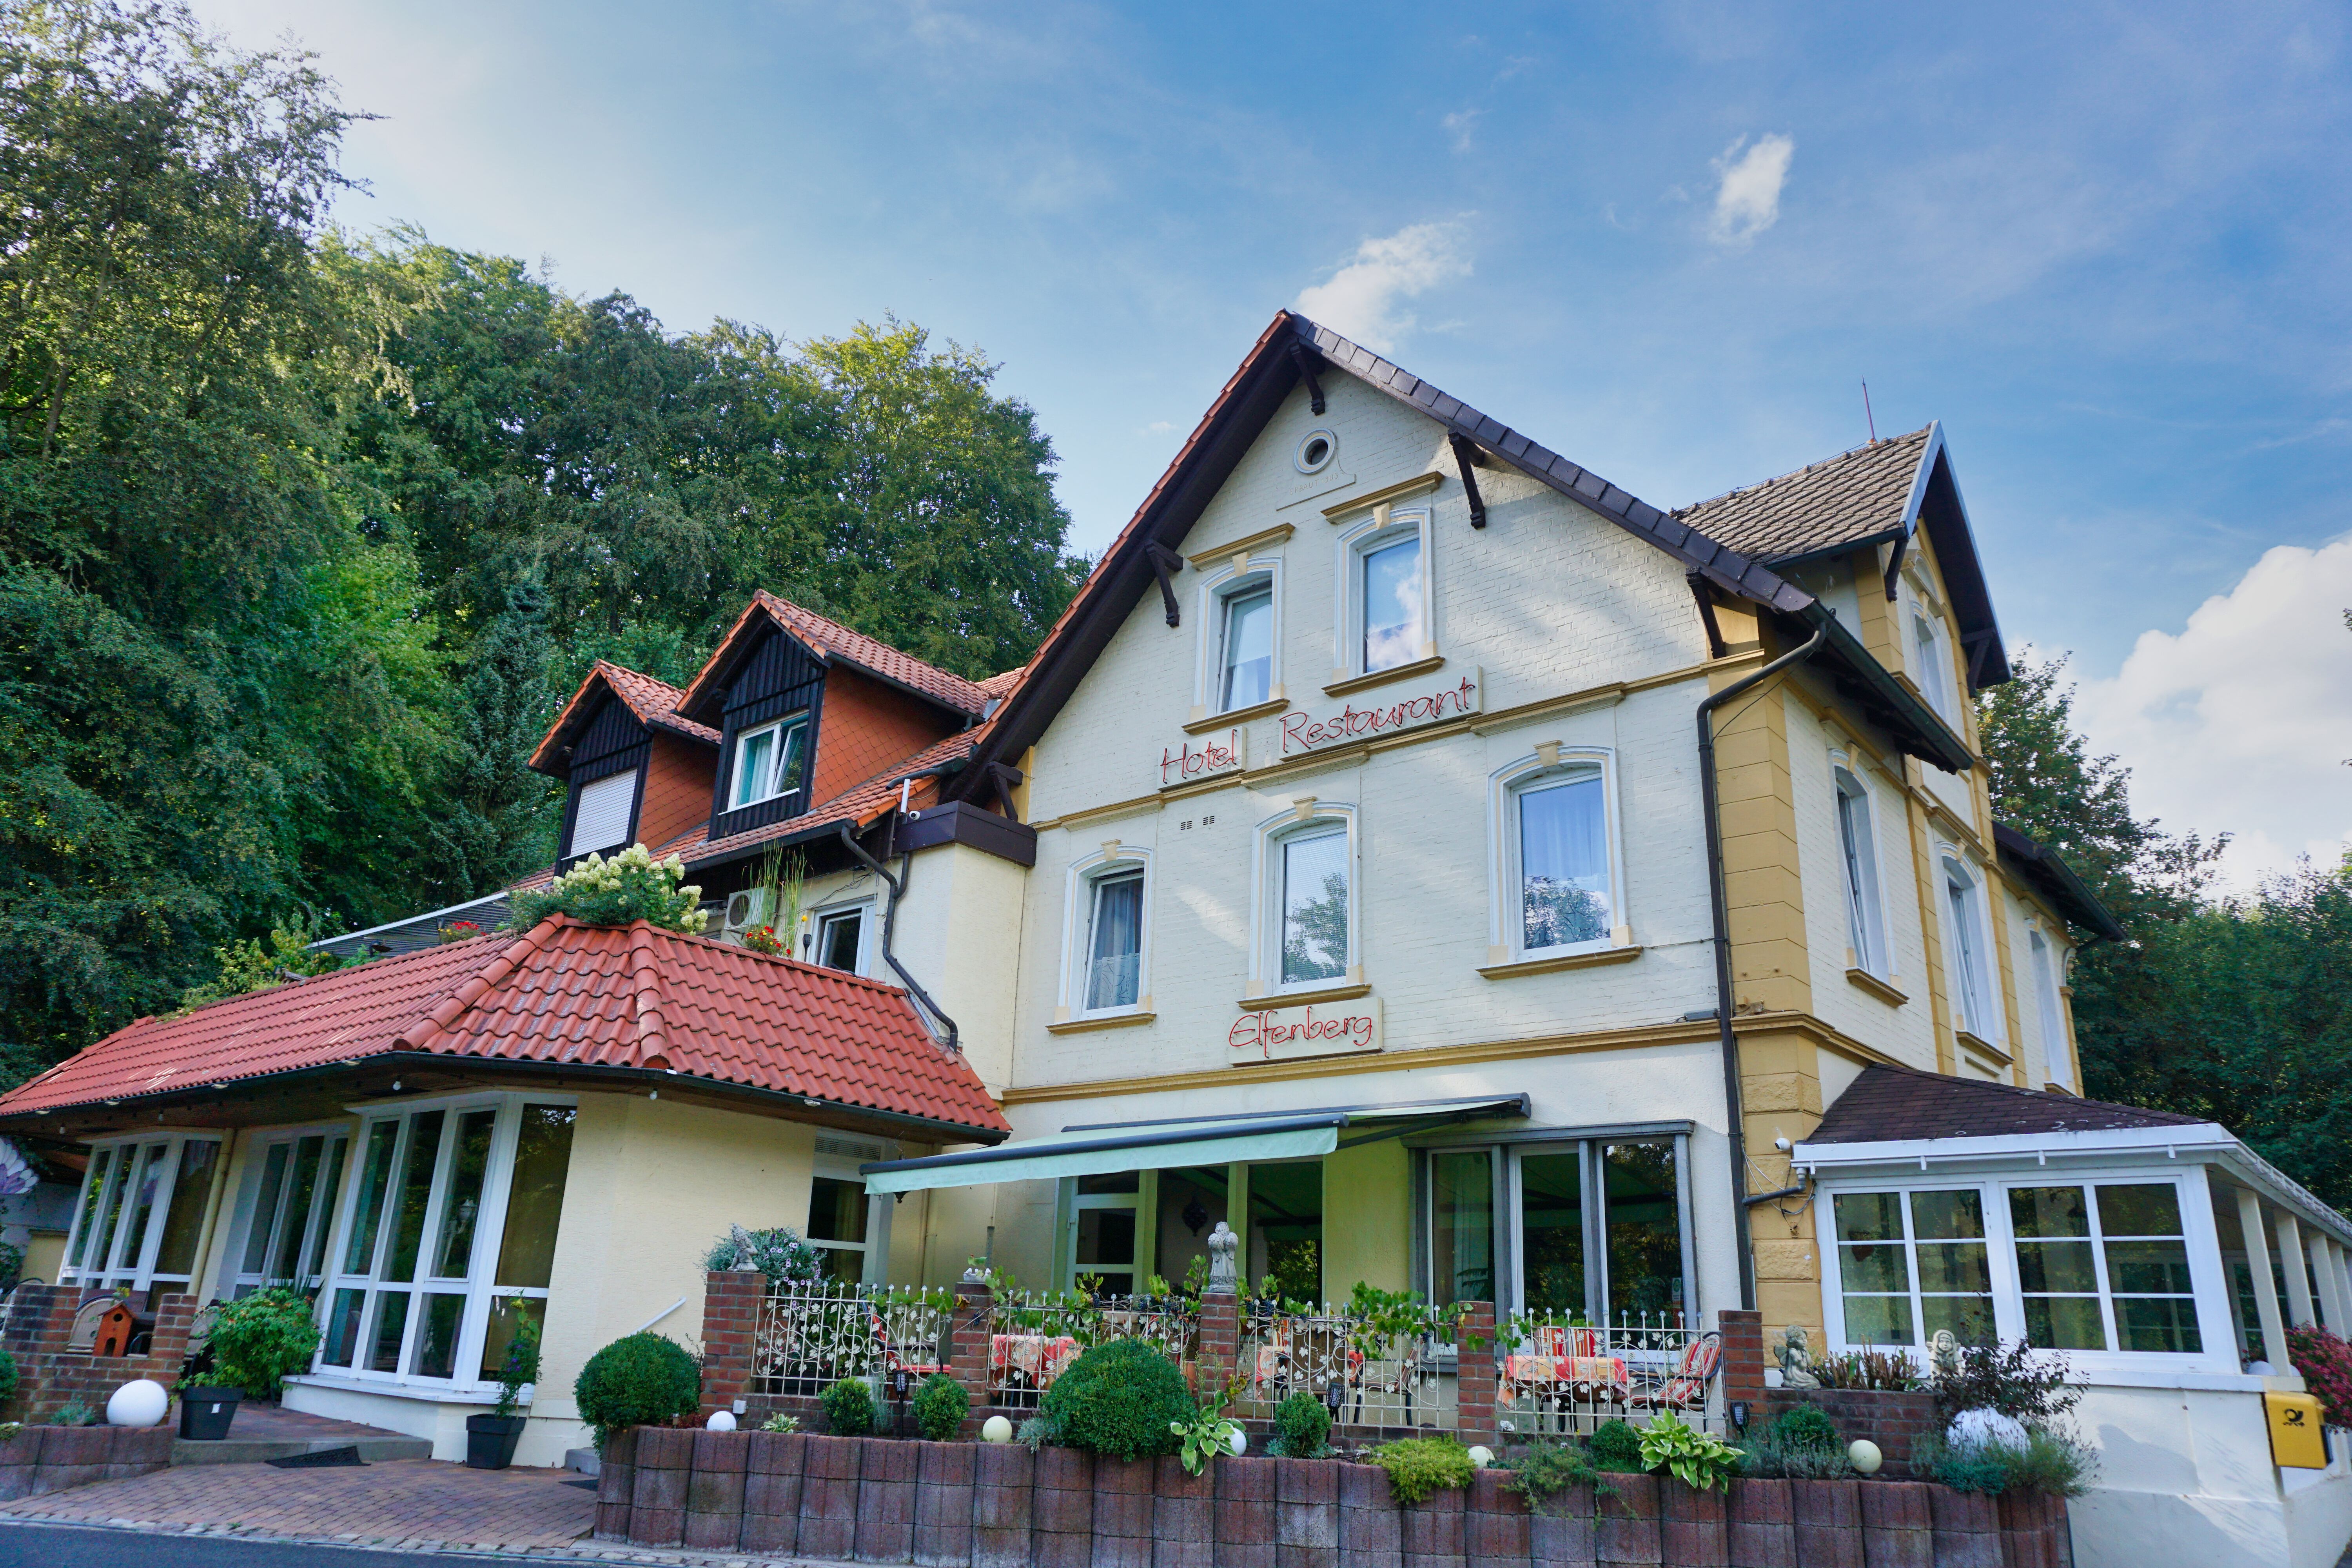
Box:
[1697, 618, 1829, 1313]
[837, 821, 960, 1055]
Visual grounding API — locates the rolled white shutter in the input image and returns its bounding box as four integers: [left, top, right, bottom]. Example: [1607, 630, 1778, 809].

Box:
[568, 769, 638, 856]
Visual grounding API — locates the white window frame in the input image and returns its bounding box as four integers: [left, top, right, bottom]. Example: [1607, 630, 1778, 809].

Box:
[2029, 927, 2072, 1089]
[1487, 748, 1630, 962]
[1250, 804, 1360, 997]
[1059, 845, 1152, 1019]
[567, 768, 639, 858]
[1816, 1165, 2234, 1376]
[729, 712, 811, 809]
[807, 1154, 888, 1286]
[811, 900, 877, 976]
[1833, 762, 1889, 976]
[1941, 850, 2002, 1043]
[305, 1090, 577, 1399]
[1192, 559, 1284, 716]
[58, 1130, 226, 1294]
[1910, 601, 1958, 722]
[1334, 508, 1436, 680]
[223, 1123, 356, 1298]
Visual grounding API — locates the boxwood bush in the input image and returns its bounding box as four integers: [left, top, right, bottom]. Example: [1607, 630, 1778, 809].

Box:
[913, 1372, 970, 1441]
[819, 1376, 877, 1436]
[1039, 1338, 1194, 1460]
[1270, 1390, 1332, 1457]
[573, 1332, 701, 1451]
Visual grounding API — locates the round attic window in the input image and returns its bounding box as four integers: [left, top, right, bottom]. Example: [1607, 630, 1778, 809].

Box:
[1294, 430, 1336, 475]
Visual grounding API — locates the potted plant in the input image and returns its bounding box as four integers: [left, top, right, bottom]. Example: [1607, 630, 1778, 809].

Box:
[178, 1377, 244, 1440]
[467, 1309, 541, 1469]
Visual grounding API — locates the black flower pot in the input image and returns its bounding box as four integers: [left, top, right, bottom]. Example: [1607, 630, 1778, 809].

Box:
[466, 1414, 528, 1470]
[179, 1386, 243, 1441]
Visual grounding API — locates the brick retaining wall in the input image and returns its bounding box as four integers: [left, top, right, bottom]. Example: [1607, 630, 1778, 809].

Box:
[595, 1430, 2073, 1568]
[0, 1424, 173, 1501]
[1760, 1390, 1942, 1472]
[0, 1283, 194, 1425]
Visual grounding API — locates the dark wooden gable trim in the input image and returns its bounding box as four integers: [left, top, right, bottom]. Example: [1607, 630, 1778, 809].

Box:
[556, 695, 652, 869]
[707, 624, 829, 842]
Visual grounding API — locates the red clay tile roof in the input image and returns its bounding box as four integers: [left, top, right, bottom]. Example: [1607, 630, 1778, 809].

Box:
[1672, 428, 1933, 565]
[657, 731, 982, 870]
[0, 918, 1008, 1137]
[529, 661, 720, 773]
[975, 668, 1025, 701]
[679, 592, 990, 722]
[1806, 1063, 2201, 1146]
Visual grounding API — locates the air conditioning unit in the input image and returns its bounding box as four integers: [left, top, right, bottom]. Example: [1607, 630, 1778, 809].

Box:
[721, 889, 769, 942]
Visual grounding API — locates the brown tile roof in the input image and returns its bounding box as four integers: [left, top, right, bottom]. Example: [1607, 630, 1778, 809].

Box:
[1806, 1063, 2202, 1146]
[975, 668, 1025, 701]
[1672, 428, 1933, 566]
[678, 592, 990, 722]
[0, 916, 1008, 1136]
[528, 661, 719, 773]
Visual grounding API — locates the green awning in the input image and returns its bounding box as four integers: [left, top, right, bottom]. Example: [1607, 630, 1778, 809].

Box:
[858, 1093, 1527, 1195]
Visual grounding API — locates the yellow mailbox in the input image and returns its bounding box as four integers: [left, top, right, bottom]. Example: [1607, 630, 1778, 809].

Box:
[2263, 1390, 2328, 1469]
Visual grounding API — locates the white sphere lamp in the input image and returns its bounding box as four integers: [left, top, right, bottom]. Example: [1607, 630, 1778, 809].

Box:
[1847, 1439, 1883, 1475]
[1226, 1426, 1247, 1456]
[1467, 1445, 1495, 1469]
[107, 1379, 170, 1428]
[706, 1409, 737, 1432]
[982, 1415, 1015, 1444]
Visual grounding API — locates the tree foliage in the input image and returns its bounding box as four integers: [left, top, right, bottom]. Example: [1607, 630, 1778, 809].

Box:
[1976, 649, 2352, 1207]
[0, 1, 1084, 1081]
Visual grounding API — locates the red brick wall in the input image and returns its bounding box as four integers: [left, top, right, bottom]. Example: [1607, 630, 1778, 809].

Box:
[810, 666, 955, 806]
[639, 732, 717, 854]
[0, 1284, 194, 1424]
[1763, 1387, 1943, 1470]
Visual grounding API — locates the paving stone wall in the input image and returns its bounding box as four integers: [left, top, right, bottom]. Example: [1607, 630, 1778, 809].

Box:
[0, 1424, 173, 1502]
[594, 1428, 2073, 1568]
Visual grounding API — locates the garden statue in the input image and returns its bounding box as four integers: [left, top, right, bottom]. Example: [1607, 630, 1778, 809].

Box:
[1930, 1329, 1960, 1377]
[1207, 1221, 1239, 1292]
[1775, 1323, 1821, 1388]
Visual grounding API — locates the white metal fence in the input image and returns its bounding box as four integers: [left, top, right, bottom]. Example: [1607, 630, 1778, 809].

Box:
[752, 1278, 954, 1400]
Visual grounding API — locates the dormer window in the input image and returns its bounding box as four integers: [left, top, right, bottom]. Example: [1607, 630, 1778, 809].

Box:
[730, 713, 809, 809]
[567, 769, 638, 858]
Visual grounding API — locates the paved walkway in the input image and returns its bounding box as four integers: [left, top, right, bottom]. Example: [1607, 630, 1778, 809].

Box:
[0, 1457, 595, 1550]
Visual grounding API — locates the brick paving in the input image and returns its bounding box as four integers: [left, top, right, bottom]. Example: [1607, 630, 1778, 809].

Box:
[0, 1456, 595, 1549]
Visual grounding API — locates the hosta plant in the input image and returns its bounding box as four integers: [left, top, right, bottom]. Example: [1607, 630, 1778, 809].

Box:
[1637, 1410, 1744, 1492]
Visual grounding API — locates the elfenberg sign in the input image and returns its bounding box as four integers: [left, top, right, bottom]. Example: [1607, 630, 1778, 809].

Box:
[1229, 997, 1382, 1064]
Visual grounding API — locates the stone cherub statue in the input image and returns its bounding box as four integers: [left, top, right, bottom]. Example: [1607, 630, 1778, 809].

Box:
[1775, 1323, 1821, 1388]
[1206, 1221, 1239, 1293]
[1929, 1329, 1961, 1378]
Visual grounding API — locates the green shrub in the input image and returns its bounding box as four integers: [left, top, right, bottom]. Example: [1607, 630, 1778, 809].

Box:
[913, 1373, 970, 1441]
[1366, 1437, 1475, 1505]
[1929, 1339, 2083, 1426]
[1589, 1419, 1645, 1473]
[1017, 1413, 1062, 1452]
[819, 1376, 877, 1436]
[0, 1346, 17, 1404]
[1039, 1339, 1194, 1461]
[1771, 1405, 1840, 1451]
[1637, 1410, 1744, 1492]
[1909, 1429, 2095, 1497]
[1270, 1391, 1332, 1458]
[572, 1332, 702, 1451]
[702, 1224, 822, 1283]
[1499, 1440, 1608, 1513]
[49, 1397, 96, 1427]
[508, 844, 705, 934]
[201, 1287, 322, 1399]
[1737, 1407, 1855, 1479]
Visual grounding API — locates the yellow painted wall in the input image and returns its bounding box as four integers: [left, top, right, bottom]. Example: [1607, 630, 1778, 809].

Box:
[1319, 1140, 1410, 1296]
[521, 1091, 819, 1466]
[21, 1232, 64, 1286]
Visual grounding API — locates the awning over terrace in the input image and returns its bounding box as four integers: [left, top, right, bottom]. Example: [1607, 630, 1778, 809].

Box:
[858, 1093, 1530, 1195]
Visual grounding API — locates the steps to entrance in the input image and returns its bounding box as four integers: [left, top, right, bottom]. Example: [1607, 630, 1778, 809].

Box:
[171, 1401, 432, 1466]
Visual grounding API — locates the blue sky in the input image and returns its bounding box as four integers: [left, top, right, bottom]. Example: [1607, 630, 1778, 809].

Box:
[201, 0, 2352, 879]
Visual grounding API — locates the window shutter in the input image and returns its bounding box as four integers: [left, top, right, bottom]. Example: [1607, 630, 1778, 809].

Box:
[568, 770, 637, 857]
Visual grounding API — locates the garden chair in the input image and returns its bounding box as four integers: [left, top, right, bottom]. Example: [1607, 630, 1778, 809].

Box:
[1624, 1331, 1720, 1418]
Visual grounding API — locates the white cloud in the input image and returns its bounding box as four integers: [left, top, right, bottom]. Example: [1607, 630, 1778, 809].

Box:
[2074, 535, 2352, 885]
[1708, 132, 1794, 246]
[1294, 221, 1472, 352]
[1441, 109, 1480, 154]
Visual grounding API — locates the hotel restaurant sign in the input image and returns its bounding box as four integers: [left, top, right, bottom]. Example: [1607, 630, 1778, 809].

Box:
[1158, 670, 1481, 789]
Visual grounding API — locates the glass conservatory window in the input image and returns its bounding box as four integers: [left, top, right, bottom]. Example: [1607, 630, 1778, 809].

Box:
[60, 1133, 223, 1293]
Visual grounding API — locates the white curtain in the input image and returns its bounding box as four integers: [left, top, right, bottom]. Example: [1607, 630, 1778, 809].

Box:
[1085, 873, 1143, 1010]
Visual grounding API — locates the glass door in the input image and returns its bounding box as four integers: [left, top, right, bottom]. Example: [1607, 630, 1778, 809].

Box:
[230, 1131, 350, 1297]
[1068, 1172, 1140, 1296]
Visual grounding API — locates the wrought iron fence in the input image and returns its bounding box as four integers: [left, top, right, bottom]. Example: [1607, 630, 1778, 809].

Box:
[982, 1291, 1200, 1408]
[1232, 1299, 1453, 1433]
[1495, 1311, 1727, 1438]
[751, 1278, 955, 1400]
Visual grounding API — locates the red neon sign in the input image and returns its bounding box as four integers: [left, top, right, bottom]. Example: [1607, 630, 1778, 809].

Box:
[1279, 676, 1478, 755]
[1229, 1004, 1376, 1058]
[1161, 729, 1243, 787]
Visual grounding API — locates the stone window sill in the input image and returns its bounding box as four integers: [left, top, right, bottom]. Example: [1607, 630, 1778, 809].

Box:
[1185, 695, 1288, 735]
[1045, 1011, 1156, 1035]
[1477, 946, 1643, 980]
[1845, 968, 1908, 1007]
[1238, 981, 1371, 1011]
[1323, 655, 1445, 699]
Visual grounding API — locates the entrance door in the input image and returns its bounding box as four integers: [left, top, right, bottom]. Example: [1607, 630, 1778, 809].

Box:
[1068, 1172, 1140, 1296]
[231, 1131, 350, 1298]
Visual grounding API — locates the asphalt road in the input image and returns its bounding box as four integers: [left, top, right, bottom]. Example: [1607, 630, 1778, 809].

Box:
[0, 1521, 601, 1567]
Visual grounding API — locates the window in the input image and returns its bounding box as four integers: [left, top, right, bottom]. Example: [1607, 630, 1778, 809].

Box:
[2030, 931, 2069, 1088]
[315, 1097, 575, 1388]
[806, 1175, 871, 1283]
[1835, 769, 1886, 975]
[1278, 824, 1348, 986]
[1513, 768, 1613, 954]
[1219, 582, 1274, 711]
[1943, 856, 1997, 1038]
[1819, 1175, 2207, 1363]
[60, 1132, 223, 1295]
[1082, 871, 1144, 1011]
[1427, 1135, 1694, 1326]
[568, 770, 638, 857]
[1294, 428, 1336, 474]
[1337, 510, 1434, 679]
[1832, 1189, 1995, 1348]
[729, 714, 809, 809]
[814, 906, 870, 975]
[1069, 1171, 1140, 1296]
[230, 1130, 350, 1298]
[1912, 609, 1956, 721]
